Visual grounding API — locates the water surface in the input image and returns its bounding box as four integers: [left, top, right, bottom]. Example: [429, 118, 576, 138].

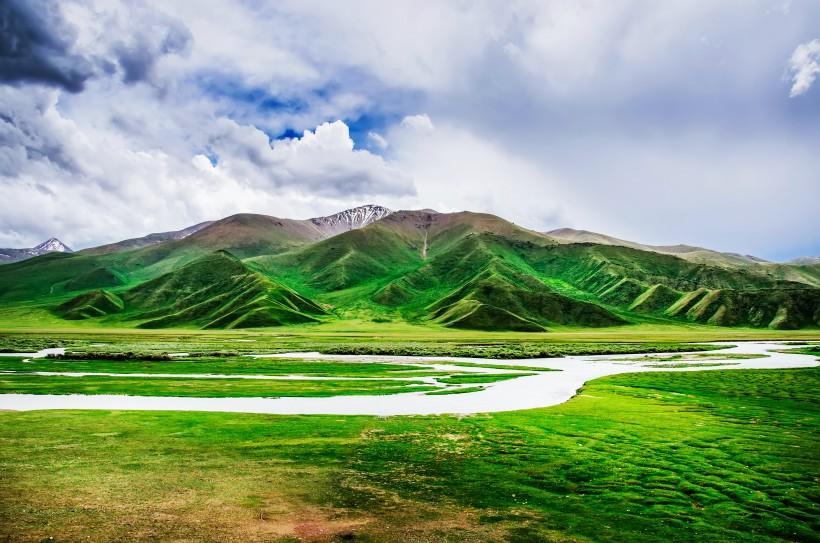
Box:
[0, 342, 815, 415]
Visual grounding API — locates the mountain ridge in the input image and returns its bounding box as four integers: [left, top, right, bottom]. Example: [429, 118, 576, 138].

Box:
[80, 221, 214, 256]
[0, 206, 817, 331]
[546, 227, 770, 266]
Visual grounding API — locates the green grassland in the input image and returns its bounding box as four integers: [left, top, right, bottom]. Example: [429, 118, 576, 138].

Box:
[0, 327, 817, 541]
[777, 344, 820, 357]
[0, 350, 548, 397]
[426, 385, 486, 395]
[1, 324, 818, 363]
[0, 374, 440, 397]
[0, 356, 449, 377]
[435, 373, 534, 384]
[0, 366, 817, 542]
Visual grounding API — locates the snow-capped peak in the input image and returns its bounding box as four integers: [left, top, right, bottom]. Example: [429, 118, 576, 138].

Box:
[33, 238, 72, 254]
[310, 205, 392, 236]
[0, 237, 73, 264]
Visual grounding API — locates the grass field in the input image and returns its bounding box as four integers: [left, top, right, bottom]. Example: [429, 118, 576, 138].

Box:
[0, 356, 449, 377]
[0, 366, 817, 542]
[0, 328, 818, 541]
[2, 322, 818, 360]
[0, 374, 441, 398]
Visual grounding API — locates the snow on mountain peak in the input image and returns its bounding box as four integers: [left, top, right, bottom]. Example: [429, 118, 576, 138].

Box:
[33, 238, 72, 253]
[0, 237, 73, 264]
[310, 205, 392, 236]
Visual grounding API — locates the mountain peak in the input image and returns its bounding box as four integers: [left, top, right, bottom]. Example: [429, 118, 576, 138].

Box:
[34, 238, 72, 253]
[0, 237, 73, 264]
[309, 205, 392, 236]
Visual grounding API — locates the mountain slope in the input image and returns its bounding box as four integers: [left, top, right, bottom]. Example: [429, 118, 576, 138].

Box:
[244, 210, 819, 330]
[97, 214, 326, 283]
[249, 216, 426, 293]
[1, 206, 817, 331]
[547, 228, 769, 267]
[788, 256, 820, 266]
[252, 211, 627, 331]
[55, 290, 125, 320]
[250, 209, 554, 293]
[0, 253, 110, 302]
[425, 261, 625, 331]
[0, 238, 72, 264]
[83, 205, 390, 260]
[664, 287, 820, 329]
[55, 251, 327, 329]
[521, 243, 818, 328]
[80, 222, 213, 256]
[95, 206, 396, 282]
[546, 228, 820, 288]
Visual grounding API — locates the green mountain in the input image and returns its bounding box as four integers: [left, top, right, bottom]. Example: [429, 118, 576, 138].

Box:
[0, 206, 817, 331]
[55, 289, 125, 320]
[548, 227, 820, 287]
[546, 227, 770, 267]
[53, 251, 327, 329]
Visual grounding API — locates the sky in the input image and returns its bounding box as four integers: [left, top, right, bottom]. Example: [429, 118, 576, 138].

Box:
[0, 0, 818, 261]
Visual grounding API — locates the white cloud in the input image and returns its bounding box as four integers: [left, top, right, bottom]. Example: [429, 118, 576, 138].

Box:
[386, 117, 572, 231]
[208, 119, 414, 197]
[2, 0, 820, 260]
[248, 0, 497, 92]
[788, 38, 820, 97]
[0, 85, 413, 248]
[383, 112, 820, 260]
[400, 114, 435, 132]
[366, 131, 388, 149]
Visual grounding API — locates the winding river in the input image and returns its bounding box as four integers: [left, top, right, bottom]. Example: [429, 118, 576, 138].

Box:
[0, 341, 816, 416]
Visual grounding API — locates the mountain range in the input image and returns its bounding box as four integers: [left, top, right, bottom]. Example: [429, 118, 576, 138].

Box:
[0, 205, 817, 331]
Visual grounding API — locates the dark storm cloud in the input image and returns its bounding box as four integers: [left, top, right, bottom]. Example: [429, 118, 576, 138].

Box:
[0, 0, 192, 92]
[0, 0, 94, 92]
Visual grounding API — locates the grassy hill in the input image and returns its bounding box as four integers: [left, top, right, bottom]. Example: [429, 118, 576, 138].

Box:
[92, 213, 328, 282]
[53, 251, 327, 329]
[0, 252, 110, 302]
[548, 227, 820, 287]
[0, 208, 817, 331]
[247, 211, 817, 330]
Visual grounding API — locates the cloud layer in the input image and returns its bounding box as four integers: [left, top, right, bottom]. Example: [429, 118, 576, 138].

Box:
[0, 0, 818, 261]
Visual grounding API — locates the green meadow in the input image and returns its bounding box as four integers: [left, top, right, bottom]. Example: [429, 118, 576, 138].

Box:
[2, 321, 818, 356]
[0, 374, 440, 398]
[0, 327, 818, 541]
[0, 362, 817, 542]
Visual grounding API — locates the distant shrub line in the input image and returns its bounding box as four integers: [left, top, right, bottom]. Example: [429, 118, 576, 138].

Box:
[318, 342, 726, 359]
